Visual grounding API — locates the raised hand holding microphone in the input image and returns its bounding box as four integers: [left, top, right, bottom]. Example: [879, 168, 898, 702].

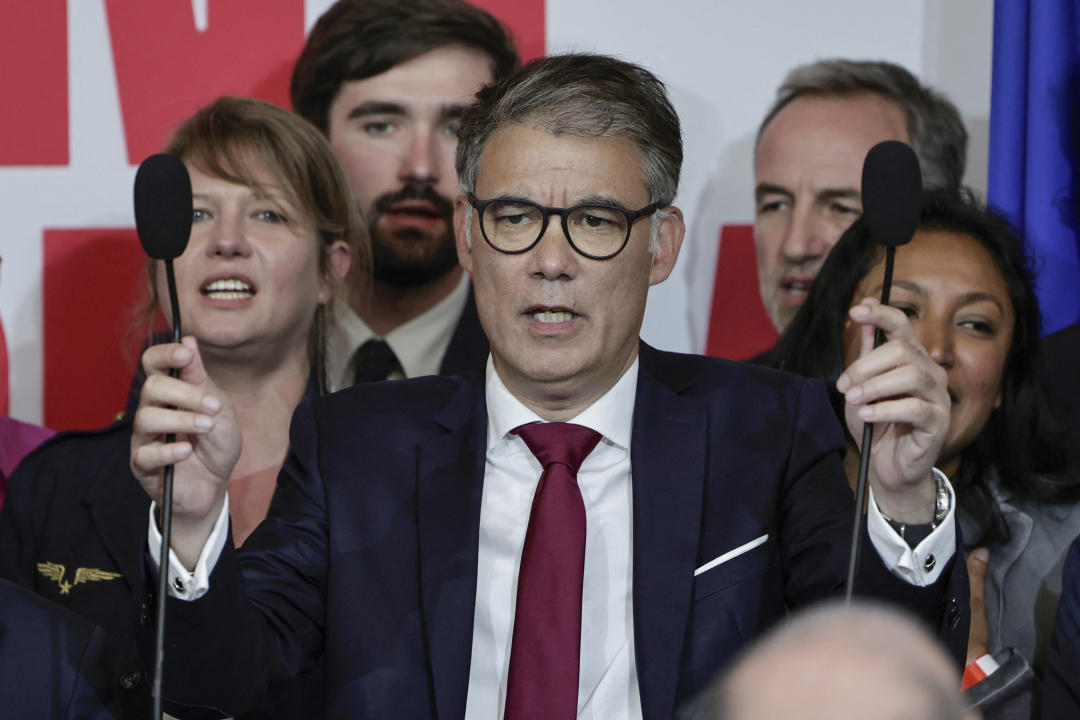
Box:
[130, 153, 239, 719]
[130, 152, 241, 562]
[836, 141, 950, 598]
[130, 339, 239, 563]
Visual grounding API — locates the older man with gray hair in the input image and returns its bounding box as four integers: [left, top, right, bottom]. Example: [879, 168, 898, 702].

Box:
[132, 53, 966, 719]
[754, 59, 967, 332]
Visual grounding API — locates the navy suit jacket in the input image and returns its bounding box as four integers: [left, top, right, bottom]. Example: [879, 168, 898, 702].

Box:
[165, 344, 967, 718]
[1040, 321, 1080, 470]
[0, 379, 324, 720]
[1042, 534, 1080, 718]
[0, 577, 121, 719]
[438, 286, 489, 377]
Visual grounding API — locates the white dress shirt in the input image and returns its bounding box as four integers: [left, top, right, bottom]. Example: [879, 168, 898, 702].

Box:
[465, 357, 642, 719]
[325, 272, 470, 391]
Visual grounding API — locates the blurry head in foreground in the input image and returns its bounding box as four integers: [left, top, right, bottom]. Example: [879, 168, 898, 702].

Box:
[697, 601, 976, 720]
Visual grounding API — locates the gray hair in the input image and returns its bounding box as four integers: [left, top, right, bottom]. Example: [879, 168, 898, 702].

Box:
[456, 53, 683, 207]
[757, 59, 967, 190]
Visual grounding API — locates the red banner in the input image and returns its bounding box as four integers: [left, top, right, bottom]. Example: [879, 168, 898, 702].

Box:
[0, 0, 68, 165]
[43, 230, 147, 430]
[106, 0, 305, 163]
[705, 225, 777, 361]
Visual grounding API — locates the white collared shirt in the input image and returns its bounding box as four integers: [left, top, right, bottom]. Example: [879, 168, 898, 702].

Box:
[325, 271, 471, 391]
[465, 356, 642, 719]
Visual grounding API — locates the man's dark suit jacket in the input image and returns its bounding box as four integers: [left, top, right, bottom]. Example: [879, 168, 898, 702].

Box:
[437, 287, 489, 377]
[1042, 534, 1080, 718]
[1040, 321, 1080, 469]
[0, 577, 121, 719]
[164, 343, 968, 719]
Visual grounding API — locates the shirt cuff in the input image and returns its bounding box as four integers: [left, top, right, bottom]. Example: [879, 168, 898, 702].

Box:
[146, 495, 229, 601]
[867, 468, 956, 586]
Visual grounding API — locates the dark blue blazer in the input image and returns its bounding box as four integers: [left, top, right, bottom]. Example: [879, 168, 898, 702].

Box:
[164, 344, 967, 718]
[0, 379, 323, 720]
[0, 420, 154, 718]
[0, 577, 121, 719]
[1040, 321, 1080, 470]
[1042, 534, 1080, 718]
[438, 286, 489, 377]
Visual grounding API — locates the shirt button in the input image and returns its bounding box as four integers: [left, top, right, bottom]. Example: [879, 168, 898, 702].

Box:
[141, 597, 152, 623]
[172, 577, 185, 593]
[923, 554, 936, 572]
[120, 670, 141, 690]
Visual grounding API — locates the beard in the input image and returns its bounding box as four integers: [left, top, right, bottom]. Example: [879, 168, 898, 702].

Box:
[367, 183, 459, 287]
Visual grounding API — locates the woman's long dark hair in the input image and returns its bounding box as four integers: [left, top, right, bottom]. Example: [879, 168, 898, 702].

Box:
[771, 188, 1080, 547]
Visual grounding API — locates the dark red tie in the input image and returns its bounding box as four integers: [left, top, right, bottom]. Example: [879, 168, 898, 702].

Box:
[504, 422, 602, 720]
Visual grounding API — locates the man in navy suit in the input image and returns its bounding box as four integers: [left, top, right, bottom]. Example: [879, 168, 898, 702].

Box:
[133, 54, 966, 718]
[291, 0, 520, 386]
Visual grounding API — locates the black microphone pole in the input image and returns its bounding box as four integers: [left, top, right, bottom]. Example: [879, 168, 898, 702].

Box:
[153, 259, 182, 720]
[133, 153, 192, 719]
[845, 246, 895, 602]
[845, 141, 922, 602]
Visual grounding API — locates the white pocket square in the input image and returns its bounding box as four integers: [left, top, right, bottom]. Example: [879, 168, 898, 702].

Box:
[694, 534, 769, 577]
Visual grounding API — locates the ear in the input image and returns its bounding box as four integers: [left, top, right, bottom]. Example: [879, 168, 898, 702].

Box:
[454, 195, 475, 275]
[318, 240, 351, 305]
[648, 206, 685, 286]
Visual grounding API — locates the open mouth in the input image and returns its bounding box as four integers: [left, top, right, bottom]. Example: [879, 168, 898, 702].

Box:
[526, 306, 576, 324]
[201, 277, 254, 300]
[780, 277, 813, 299]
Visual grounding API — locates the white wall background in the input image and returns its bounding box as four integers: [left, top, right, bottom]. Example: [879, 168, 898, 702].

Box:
[0, 0, 993, 425]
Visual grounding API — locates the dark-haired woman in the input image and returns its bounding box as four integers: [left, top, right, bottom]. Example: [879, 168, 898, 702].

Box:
[770, 189, 1080, 693]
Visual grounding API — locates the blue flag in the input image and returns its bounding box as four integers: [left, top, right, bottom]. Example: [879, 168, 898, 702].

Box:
[988, 0, 1080, 335]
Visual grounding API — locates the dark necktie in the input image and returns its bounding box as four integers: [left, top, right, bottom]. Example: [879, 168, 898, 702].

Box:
[352, 338, 398, 384]
[504, 422, 602, 720]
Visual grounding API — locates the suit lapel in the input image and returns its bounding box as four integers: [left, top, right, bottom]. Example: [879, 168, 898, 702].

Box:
[84, 431, 149, 595]
[631, 346, 707, 720]
[416, 379, 488, 718]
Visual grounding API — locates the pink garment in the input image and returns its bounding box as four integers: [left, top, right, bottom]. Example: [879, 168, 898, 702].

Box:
[0, 416, 54, 511]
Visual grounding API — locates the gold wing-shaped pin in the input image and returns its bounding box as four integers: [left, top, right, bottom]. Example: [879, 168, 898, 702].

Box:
[37, 561, 72, 595]
[73, 567, 123, 586]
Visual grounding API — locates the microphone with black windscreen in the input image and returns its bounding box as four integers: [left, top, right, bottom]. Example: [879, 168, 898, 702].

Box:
[845, 140, 922, 602]
[133, 152, 192, 719]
